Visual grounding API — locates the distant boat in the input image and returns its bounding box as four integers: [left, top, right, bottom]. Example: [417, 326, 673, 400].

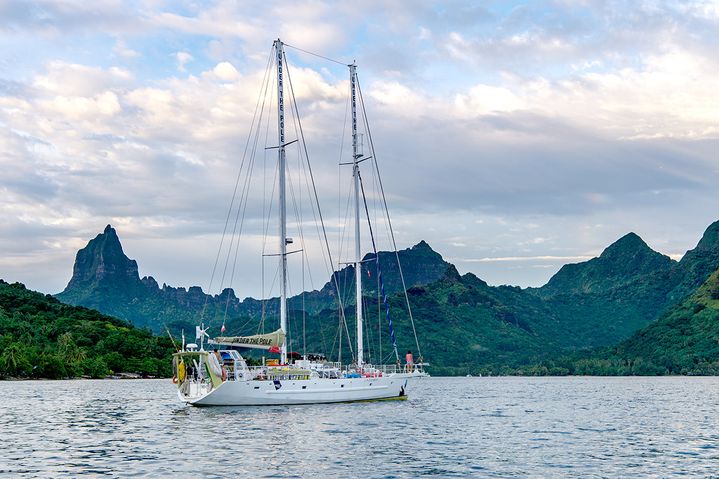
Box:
[172, 39, 427, 406]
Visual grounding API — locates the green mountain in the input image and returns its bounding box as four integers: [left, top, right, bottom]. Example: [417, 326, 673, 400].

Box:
[367, 267, 558, 375]
[53, 220, 719, 373]
[275, 230, 698, 375]
[58, 225, 149, 310]
[538, 232, 675, 296]
[532, 232, 679, 348]
[667, 220, 719, 302]
[379, 223, 719, 372]
[56, 225, 451, 334]
[610, 267, 719, 374]
[0, 280, 175, 379]
[249, 264, 557, 376]
[327, 239, 451, 301]
[536, 266, 719, 376]
[535, 221, 719, 349]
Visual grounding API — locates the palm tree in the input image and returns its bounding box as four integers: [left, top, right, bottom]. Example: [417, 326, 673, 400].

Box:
[1, 343, 30, 376]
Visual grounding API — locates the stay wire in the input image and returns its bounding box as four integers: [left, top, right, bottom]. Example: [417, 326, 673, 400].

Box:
[260, 74, 276, 332]
[283, 43, 349, 66]
[358, 170, 378, 363]
[284, 51, 354, 360]
[219, 58, 274, 329]
[221, 57, 275, 325]
[357, 76, 423, 360]
[198, 45, 274, 326]
[285, 78, 315, 358]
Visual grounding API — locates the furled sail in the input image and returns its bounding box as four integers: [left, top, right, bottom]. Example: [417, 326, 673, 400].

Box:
[209, 329, 286, 350]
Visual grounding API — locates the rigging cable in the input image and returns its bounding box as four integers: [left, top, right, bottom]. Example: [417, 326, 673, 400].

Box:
[260, 121, 281, 332]
[335, 80, 353, 360]
[221, 68, 271, 327]
[284, 51, 354, 361]
[260, 70, 277, 333]
[283, 43, 348, 66]
[356, 76, 423, 361]
[285, 74, 318, 359]
[358, 170, 400, 362]
[198, 45, 274, 326]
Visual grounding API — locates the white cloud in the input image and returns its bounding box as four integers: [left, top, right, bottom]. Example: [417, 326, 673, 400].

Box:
[32, 62, 133, 97]
[527, 48, 719, 138]
[454, 84, 524, 116]
[368, 80, 423, 113]
[211, 61, 239, 82]
[175, 51, 193, 72]
[3, 0, 719, 296]
[373, 47, 719, 141]
[113, 39, 140, 58]
[41, 91, 121, 119]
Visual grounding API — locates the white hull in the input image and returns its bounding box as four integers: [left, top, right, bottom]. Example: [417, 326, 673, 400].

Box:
[180, 373, 422, 406]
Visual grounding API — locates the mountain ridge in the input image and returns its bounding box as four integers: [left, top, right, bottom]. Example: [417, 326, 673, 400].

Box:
[56, 225, 452, 332]
[54, 220, 719, 372]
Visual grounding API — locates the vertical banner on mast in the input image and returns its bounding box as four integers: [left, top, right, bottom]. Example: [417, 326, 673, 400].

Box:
[351, 62, 364, 368]
[276, 39, 288, 365]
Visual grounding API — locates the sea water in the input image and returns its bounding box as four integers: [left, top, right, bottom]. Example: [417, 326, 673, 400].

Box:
[1, 377, 718, 478]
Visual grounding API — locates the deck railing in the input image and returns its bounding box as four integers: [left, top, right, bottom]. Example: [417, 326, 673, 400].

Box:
[210, 359, 424, 382]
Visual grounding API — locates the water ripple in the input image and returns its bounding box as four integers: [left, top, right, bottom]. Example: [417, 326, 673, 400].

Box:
[2, 377, 719, 477]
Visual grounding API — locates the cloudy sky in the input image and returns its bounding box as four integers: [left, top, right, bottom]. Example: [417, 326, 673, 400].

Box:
[2, 0, 719, 299]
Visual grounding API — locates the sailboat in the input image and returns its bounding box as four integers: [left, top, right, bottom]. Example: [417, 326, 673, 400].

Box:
[172, 39, 427, 406]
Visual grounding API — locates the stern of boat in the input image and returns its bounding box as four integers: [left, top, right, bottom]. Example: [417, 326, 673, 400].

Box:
[172, 350, 224, 404]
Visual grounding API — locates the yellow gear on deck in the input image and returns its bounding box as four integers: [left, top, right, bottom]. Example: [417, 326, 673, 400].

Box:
[178, 360, 186, 383]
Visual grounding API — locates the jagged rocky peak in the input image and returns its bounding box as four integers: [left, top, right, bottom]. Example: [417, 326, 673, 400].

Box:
[600, 232, 648, 258]
[63, 224, 142, 291]
[141, 276, 159, 290]
[372, 240, 451, 290]
[461, 271, 489, 288]
[442, 264, 463, 283]
[666, 219, 719, 301]
[410, 240, 446, 259]
[218, 287, 238, 301]
[541, 231, 674, 295]
[412, 240, 433, 251]
[691, 220, 719, 253]
[594, 231, 673, 269]
[362, 239, 442, 261]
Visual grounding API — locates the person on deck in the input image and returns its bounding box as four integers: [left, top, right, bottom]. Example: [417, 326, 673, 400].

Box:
[405, 350, 414, 372]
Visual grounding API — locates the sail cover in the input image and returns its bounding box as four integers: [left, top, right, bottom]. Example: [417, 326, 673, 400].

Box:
[210, 329, 286, 350]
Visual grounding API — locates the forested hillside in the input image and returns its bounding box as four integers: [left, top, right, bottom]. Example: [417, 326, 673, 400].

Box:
[0, 280, 175, 379]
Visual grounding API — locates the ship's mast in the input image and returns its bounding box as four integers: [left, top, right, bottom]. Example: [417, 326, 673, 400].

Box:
[275, 39, 288, 365]
[350, 62, 363, 368]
